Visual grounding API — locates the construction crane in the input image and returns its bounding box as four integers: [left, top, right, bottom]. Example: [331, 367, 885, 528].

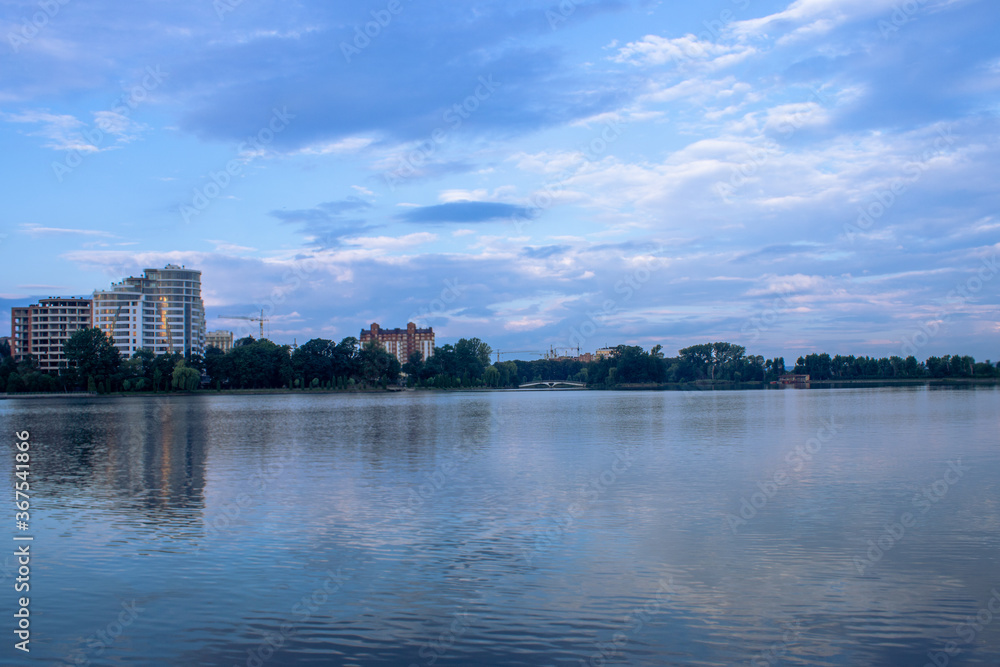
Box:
[218, 309, 270, 340]
[495, 350, 544, 363]
[545, 345, 581, 360]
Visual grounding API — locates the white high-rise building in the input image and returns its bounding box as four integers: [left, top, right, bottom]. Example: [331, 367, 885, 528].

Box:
[92, 265, 206, 358]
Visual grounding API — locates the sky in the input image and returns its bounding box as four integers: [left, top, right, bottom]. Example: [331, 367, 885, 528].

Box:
[1, 0, 998, 361]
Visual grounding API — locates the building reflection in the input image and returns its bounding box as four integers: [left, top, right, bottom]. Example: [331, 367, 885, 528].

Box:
[39, 397, 208, 534]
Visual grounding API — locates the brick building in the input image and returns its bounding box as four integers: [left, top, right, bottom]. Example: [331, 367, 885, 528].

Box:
[11, 297, 94, 373]
[360, 322, 434, 365]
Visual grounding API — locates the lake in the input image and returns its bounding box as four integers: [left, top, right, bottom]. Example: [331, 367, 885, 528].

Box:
[2, 386, 999, 666]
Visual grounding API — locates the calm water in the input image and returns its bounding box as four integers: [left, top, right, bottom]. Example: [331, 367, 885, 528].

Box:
[2, 386, 999, 666]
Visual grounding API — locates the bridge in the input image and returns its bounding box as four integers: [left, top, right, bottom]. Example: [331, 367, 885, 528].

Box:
[517, 380, 587, 389]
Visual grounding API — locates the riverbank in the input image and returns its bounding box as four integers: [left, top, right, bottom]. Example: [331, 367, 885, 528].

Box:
[4, 376, 998, 399]
[611, 377, 1000, 390]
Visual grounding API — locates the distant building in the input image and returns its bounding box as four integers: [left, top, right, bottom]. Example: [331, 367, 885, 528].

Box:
[11, 297, 93, 373]
[595, 347, 617, 360]
[92, 264, 206, 358]
[360, 322, 434, 365]
[205, 330, 234, 353]
[778, 374, 811, 385]
[576, 352, 595, 363]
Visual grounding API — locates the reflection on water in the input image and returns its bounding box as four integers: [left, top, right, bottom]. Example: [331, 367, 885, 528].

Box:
[1, 386, 999, 666]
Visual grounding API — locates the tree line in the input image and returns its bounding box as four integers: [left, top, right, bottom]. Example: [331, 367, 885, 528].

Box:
[503, 344, 999, 386]
[0, 329, 997, 394]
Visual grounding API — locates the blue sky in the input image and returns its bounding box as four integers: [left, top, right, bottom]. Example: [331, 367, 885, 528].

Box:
[1, 0, 998, 360]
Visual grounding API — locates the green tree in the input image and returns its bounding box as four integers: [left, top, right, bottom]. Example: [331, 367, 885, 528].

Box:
[291, 338, 337, 386]
[6, 372, 24, 393]
[171, 361, 201, 391]
[63, 327, 121, 389]
[402, 350, 424, 383]
[152, 353, 183, 391]
[483, 365, 501, 387]
[225, 338, 293, 388]
[204, 346, 229, 387]
[332, 337, 361, 380]
[185, 352, 206, 374]
[0, 355, 16, 390]
[360, 340, 401, 386]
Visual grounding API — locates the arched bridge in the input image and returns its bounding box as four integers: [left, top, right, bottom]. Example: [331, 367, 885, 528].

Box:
[518, 380, 587, 389]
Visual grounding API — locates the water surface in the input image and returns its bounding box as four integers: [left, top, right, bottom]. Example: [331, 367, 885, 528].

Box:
[2, 386, 999, 665]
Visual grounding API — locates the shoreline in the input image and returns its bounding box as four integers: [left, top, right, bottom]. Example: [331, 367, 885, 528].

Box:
[3, 377, 998, 399]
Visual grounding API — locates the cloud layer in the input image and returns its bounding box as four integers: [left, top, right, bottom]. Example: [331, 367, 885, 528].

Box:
[1, 0, 998, 360]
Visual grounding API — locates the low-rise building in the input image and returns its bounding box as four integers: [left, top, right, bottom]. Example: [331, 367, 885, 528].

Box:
[11, 297, 94, 373]
[360, 322, 434, 365]
[206, 330, 234, 353]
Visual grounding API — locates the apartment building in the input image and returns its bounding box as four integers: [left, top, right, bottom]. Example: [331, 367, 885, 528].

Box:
[92, 264, 206, 358]
[360, 322, 435, 365]
[11, 297, 94, 373]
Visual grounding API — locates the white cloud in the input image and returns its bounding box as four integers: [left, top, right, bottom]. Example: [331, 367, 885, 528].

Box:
[343, 232, 437, 251]
[3, 110, 97, 152]
[731, 0, 900, 38]
[612, 34, 756, 70]
[295, 136, 375, 155]
[92, 110, 147, 143]
[20, 224, 114, 237]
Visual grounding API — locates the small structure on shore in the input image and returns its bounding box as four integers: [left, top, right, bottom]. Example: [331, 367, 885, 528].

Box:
[518, 380, 587, 389]
[777, 373, 811, 385]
